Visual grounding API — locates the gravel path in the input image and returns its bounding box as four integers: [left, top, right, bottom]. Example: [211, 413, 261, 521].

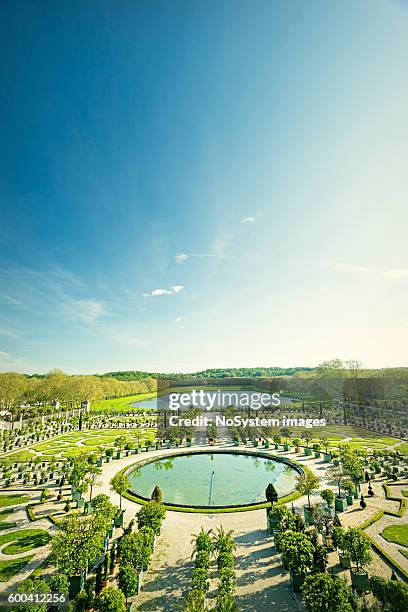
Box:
[92, 443, 399, 610]
[0, 491, 57, 592]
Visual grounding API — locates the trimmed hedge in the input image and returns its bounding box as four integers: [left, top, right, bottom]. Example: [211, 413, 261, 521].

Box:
[27, 502, 61, 525]
[121, 488, 304, 513]
[359, 510, 385, 530]
[355, 481, 408, 580]
[382, 483, 407, 518]
[366, 534, 408, 580]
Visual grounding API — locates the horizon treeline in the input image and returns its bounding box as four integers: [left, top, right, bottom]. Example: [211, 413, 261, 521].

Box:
[0, 360, 407, 417]
[99, 367, 316, 380]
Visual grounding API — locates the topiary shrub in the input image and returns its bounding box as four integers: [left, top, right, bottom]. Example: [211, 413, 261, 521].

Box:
[302, 572, 353, 612]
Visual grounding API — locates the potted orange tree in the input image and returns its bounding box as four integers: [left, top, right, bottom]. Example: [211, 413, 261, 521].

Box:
[342, 528, 372, 593]
[295, 472, 320, 524]
[280, 531, 314, 592]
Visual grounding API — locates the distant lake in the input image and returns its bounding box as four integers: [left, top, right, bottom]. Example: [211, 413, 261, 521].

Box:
[132, 390, 293, 411]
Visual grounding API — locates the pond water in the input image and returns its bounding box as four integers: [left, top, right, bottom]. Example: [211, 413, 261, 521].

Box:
[132, 391, 294, 410]
[127, 451, 299, 507]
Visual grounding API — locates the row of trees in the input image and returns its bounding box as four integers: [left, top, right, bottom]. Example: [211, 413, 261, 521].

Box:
[301, 571, 408, 612]
[283, 359, 408, 405]
[185, 527, 237, 611]
[51, 495, 119, 579]
[0, 370, 162, 415]
[3, 359, 408, 414]
[102, 367, 314, 380]
[49, 494, 166, 609]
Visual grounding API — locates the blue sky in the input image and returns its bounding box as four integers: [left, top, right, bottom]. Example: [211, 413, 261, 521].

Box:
[1, 0, 408, 373]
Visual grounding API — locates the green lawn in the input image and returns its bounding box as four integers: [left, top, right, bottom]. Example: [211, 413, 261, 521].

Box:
[0, 495, 29, 509]
[400, 549, 408, 560]
[91, 390, 160, 412]
[91, 386, 246, 413]
[259, 424, 400, 449]
[0, 509, 16, 531]
[381, 524, 408, 548]
[0, 529, 51, 554]
[0, 450, 35, 462]
[3, 427, 157, 461]
[0, 555, 34, 581]
[61, 448, 92, 458]
[0, 521, 17, 531]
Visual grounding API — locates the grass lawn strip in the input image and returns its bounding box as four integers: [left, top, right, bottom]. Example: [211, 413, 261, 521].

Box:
[0, 529, 51, 554]
[381, 524, 408, 548]
[0, 495, 29, 509]
[0, 509, 17, 531]
[2, 427, 157, 461]
[0, 522, 17, 531]
[0, 555, 34, 581]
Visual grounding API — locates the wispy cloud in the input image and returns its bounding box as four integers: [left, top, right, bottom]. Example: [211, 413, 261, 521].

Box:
[60, 299, 104, 322]
[0, 264, 86, 314]
[174, 252, 225, 265]
[106, 332, 143, 347]
[142, 285, 185, 297]
[175, 253, 189, 264]
[383, 269, 408, 279]
[241, 216, 256, 224]
[1, 294, 23, 306]
[325, 262, 376, 274]
[0, 350, 27, 371]
[173, 316, 184, 323]
[0, 326, 17, 338]
[49, 266, 85, 288]
[324, 261, 408, 280]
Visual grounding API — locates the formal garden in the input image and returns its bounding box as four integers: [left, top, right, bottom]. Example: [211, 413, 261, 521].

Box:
[0, 417, 407, 610]
[0, 368, 407, 611]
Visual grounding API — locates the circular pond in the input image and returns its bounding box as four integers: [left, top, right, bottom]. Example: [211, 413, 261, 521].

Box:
[126, 451, 301, 508]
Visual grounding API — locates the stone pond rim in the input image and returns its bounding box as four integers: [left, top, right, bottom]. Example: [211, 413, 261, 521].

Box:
[120, 448, 305, 511]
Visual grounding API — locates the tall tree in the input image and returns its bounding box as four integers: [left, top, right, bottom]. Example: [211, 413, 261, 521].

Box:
[110, 473, 130, 510]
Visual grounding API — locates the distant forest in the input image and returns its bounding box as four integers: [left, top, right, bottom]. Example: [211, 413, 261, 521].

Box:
[99, 367, 315, 381]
